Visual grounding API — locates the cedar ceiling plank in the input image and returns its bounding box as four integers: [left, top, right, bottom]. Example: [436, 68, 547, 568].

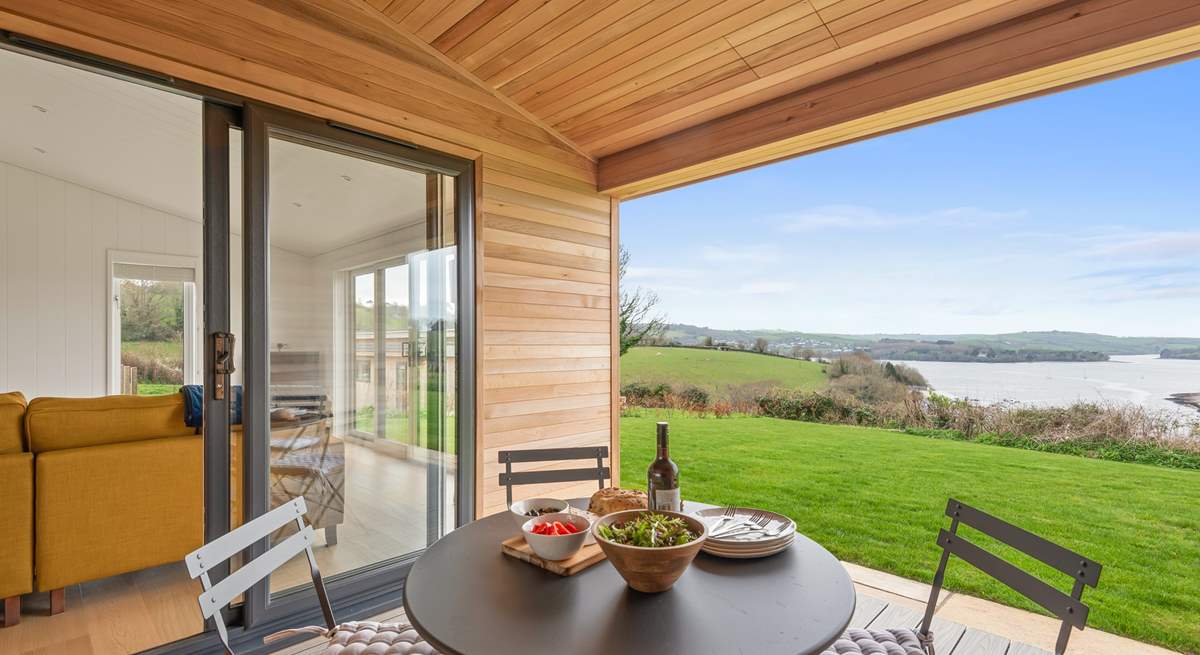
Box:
[570, 63, 761, 147]
[401, 0, 455, 33]
[505, 0, 722, 104]
[556, 49, 752, 136]
[543, 37, 745, 128]
[744, 25, 840, 72]
[383, 0, 425, 22]
[415, 0, 485, 42]
[735, 14, 833, 66]
[598, 0, 1200, 192]
[365, 0, 393, 11]
[727, 0, 822, 46]
[812, 0, 889, 22]
[472, 0, 613, 83]
[446, 0, 554, 62]
[138, 0, 559, 152]
[456, 0, 586, 72]
[523, 0, 776, 117]
[483, 0, 652, 88]
[433, 0, 520, 51]
[578, 0, 1071, 155]
[830, 0, 969, 46]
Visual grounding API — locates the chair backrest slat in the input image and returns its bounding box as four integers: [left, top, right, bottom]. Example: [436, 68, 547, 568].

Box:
[498, 446, 610, 506]
[936, 529, 1088, 629]
[186, 497, 307, 579]
[500, 467, 612, 487]
[498, 446, 608, 463]
[197, 525, 316, 620]
[945, 499, 1100, 587]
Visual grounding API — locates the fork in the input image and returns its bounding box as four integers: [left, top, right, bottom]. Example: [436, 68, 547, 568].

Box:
[710, 511, 765, 537]
[706, 507, 743, 535]
[726, 520, 791, 541]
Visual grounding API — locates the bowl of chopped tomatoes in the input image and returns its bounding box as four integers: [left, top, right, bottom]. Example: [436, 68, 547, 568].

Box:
[521, 512, 591, 561]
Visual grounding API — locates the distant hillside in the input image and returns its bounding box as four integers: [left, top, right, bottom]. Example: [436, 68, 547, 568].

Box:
[662, 325, 1200, 356]
[621, 346, 826, 396]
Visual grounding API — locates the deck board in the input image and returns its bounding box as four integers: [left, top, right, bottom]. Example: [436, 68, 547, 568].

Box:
[951, 626, 1012, 655]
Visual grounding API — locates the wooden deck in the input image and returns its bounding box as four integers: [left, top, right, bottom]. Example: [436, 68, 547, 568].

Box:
[848, 593, 1050, 655]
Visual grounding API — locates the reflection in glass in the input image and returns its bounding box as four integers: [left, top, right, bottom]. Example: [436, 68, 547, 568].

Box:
[263, 135, 458, 595]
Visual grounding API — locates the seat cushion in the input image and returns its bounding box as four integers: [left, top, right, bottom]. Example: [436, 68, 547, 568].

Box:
[26, 394, 193, 453]
[821, 627, 928, 655]
[0, 391, 27, 455]
[322, 622, 440, 655]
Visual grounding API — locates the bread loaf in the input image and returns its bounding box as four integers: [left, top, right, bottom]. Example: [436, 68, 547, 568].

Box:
[588, 487, 648, 516]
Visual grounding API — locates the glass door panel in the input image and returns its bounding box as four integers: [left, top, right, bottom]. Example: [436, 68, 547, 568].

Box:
[249, 118, 460, 597]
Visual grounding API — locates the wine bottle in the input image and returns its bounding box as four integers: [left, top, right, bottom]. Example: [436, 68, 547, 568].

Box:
[647, 421, 680, 512]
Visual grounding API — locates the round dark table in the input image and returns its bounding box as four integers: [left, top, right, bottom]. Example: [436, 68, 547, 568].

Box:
[404, 500, 855, 655]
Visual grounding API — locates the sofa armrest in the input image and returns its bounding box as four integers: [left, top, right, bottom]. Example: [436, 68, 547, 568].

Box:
[0, 452, 34, 599]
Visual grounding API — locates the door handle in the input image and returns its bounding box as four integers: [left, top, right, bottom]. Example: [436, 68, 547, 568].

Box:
[213, 331, 236, 399]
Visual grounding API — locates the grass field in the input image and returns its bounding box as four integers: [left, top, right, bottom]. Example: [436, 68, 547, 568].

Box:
[122, 339, 182, 360]
[621, 346, 826, 395]
[619, 412, 1200, 653]
[137, 383, 180, 396]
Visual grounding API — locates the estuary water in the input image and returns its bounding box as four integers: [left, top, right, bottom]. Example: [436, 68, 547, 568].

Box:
[897, 354, 1200, 418]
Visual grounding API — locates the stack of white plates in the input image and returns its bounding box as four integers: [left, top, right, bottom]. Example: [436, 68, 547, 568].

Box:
[696, 507, 795, 559]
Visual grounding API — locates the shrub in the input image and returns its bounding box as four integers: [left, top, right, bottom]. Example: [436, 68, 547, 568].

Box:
[678, 386, 710, 407]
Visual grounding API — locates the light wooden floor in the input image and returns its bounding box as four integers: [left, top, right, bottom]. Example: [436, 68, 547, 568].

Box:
[0, 442, 437, 655]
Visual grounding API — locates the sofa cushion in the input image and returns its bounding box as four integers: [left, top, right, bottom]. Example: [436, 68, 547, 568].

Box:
[35, 436, 202, 591]
[0, 391, 27, 455]
[26, 394, 194, 453]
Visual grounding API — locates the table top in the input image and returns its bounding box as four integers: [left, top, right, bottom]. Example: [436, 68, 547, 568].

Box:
[404, 499, 855, 655]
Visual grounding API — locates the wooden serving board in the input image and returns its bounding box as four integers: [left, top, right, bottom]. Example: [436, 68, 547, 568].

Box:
[501, 536, 606, 576]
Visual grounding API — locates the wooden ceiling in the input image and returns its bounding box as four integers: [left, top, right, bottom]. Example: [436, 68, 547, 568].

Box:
[375, 0, 1200, 196]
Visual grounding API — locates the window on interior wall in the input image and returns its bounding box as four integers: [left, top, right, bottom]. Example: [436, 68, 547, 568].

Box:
[108, 252, 199, 396]
[355, 359, 372, 383]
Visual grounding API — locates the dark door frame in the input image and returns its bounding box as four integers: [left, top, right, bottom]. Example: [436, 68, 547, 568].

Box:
[1, 32, 477, 655]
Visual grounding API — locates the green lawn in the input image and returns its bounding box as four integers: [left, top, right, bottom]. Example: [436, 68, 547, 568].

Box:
[621, 346, 826, 395]
[122, 339, 182, 359]
[619, 412, 1200, 653]
[354, 409, 457, 453]
[137, 383, 181, 396]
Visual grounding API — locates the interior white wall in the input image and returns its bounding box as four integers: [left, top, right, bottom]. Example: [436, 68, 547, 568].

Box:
[0, 161, 200, 398]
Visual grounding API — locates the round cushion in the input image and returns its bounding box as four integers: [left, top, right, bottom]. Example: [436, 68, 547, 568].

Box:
[820, 627, 928, 655]
[320, 621, 440, 655]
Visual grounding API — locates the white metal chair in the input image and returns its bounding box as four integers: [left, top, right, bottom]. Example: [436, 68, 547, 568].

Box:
[185, 497, 438, 654]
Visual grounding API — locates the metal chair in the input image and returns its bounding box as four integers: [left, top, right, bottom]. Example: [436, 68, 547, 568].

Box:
[823, 498, 1102, 655]
[498, 446, 610, 506]
[184, 497, 437, 654]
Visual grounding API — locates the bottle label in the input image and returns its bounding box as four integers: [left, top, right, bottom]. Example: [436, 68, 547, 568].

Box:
[653, 488, 681, 512]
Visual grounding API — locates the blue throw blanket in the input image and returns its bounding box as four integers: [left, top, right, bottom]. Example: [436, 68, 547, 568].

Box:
[181, 384, 242, 430]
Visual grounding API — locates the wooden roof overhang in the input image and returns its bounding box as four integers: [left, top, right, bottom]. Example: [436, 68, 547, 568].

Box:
[376, 0, 1200, 198]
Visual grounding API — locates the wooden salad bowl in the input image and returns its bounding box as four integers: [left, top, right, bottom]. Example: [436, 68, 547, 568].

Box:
[591, 509, 708, 593]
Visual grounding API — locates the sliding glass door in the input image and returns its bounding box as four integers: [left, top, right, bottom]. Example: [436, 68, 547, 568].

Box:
[239, 105, 471, 618]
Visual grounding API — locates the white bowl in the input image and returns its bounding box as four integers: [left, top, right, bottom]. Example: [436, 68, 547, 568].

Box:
[521, 513, 590, 561]
[509, 497, 569, 530]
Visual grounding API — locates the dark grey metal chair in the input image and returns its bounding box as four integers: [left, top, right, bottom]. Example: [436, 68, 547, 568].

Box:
[498, 446, 610, 506]
[823, 498, 1102, 655]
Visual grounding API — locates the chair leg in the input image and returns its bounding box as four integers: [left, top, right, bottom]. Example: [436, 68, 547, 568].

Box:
[2, 596, 19, 627]
[49, 588, 65, 615]
[325, 525, 338, 545]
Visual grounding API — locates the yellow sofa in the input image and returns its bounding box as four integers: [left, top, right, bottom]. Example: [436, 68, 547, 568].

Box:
[0, 391, 33, 627]
[26, 394, 204, 604]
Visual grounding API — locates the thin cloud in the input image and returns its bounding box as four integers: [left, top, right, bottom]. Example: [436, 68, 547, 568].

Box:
[1085, 231, 1200, 259]
[700, 244, 779, 264]
[775, 204, 1027, 232]
[737, 280, 797, 294]
[625, 266, 699, 280]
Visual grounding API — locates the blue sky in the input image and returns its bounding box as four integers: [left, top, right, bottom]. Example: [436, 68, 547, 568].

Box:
[620, 58, 1200, 337]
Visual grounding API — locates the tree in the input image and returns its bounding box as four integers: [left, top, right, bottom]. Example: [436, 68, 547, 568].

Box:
[701, 336, 714, 348]
[753, 337, 769, 354]
[618, 245, 666, 355]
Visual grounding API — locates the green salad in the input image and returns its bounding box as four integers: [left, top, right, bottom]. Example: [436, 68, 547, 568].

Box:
[597, 513, 697, 547]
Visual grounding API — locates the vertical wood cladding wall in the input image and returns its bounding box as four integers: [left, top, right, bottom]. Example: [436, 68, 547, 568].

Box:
[0, 0, 618, 518]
